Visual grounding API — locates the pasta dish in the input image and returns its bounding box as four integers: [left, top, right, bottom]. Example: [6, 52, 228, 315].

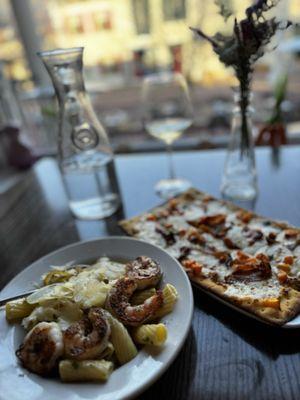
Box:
[5, 255, 178, 382]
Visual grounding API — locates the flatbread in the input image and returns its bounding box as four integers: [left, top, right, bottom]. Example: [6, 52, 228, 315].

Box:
[120, 188, 300, 325]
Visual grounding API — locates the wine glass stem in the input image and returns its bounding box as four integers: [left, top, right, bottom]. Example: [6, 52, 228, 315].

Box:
[167, 143, 175, 180]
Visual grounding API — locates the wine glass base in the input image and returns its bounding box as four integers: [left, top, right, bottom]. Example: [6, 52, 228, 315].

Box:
[221, 183, 257, 201]
[155, 178, 192, 199]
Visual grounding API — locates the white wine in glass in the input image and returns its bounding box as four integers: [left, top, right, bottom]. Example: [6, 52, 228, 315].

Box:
[142, 72, 193, 199]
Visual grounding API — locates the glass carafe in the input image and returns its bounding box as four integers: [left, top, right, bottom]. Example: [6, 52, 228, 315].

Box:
[221, 92, 258, 201]
[38, 47, 120, 219]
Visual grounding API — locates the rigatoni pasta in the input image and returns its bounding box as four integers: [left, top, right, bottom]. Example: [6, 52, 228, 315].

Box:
[98, 341, 115, 360]
[132, 323, 168, 346]
[59, 359, 114, 382]
[5, 298, 35, 321]
[151, 284, 178, 320]
[107, 313, 138, 364]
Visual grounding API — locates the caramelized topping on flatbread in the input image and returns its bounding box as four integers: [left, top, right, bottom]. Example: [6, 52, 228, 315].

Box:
[223, 237, 240, 250]
[187, 229, 206, 245]
[214, 251, 232, 264]
[244, 229, 263, 245]
[277, 270, 288, 284]
[190, 214, 226, 227]
[178, 246, 191, 262]
[286, 277, 300, 291]
[236, 210, 254, 223]
[266, 232, 277, 245]
[285, 229, 299, 239]
[155, 225, 176, 246]
[182, 259, 202, 276]
[225, 252, 271, 283]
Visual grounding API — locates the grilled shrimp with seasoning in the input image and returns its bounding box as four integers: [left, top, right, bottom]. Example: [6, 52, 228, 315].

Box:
[125, 256, 162, 289]
[63, 307, 110, 360]
[106, 277, 163, 326]
[16, 321, 64, 375]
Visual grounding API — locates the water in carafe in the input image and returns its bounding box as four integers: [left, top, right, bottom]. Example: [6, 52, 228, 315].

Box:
[62, 152, 119, 219]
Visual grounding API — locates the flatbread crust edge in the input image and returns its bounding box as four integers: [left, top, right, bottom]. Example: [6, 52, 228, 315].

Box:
[119, 188, 300, 325]
[120, 216, 148, 236]
[120, 188, 294, 234]
[191, 275, 300, 326]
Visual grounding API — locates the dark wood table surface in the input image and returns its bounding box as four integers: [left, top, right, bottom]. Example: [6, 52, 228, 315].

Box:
[2, 146, 300, 400]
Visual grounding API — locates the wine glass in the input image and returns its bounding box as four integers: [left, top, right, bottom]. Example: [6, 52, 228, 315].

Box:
[142, 72, 193, 199]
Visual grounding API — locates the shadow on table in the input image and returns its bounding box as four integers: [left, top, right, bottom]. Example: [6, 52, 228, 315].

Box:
[139, 327, 198, 400]
[193, 287, 300, 359]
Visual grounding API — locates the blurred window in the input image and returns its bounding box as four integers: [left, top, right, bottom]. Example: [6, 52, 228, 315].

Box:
[93, 11, 113, 31]
[132, 0, 150, 34]
[163, 0, 186, 21]
[0, 0, 29, 81]
[0, 0, 300, 156]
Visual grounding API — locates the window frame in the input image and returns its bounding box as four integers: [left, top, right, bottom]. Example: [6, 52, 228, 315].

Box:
[132, 0, 150, 35]
[162, 0, 186, 21]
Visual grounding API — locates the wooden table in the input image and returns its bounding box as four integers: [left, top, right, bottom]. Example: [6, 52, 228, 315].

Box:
[2, 146, 300, 400]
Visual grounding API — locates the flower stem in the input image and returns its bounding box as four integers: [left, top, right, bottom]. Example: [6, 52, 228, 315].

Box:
[239, 76, 250, 158]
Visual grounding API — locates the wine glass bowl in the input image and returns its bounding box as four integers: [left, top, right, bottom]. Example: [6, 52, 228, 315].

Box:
[142, 72, 193, 199]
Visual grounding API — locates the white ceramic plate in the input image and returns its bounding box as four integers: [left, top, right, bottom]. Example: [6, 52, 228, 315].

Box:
[0, 237, 193, 400]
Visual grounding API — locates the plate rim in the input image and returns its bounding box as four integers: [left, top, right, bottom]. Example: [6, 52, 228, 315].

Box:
[0, 236, 194, 400]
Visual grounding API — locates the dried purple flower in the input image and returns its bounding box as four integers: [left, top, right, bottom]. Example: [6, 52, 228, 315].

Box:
[191, 0, 292, 153]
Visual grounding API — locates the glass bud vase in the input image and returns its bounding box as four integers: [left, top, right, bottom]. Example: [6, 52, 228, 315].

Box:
[38, 47, 120, 219]
[221, 92, 258, 201]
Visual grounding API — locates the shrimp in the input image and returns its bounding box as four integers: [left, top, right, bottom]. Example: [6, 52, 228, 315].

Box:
[16, 321, 64, 375]
[125, 256, 162, 290]
[106, 277, 163, 326]
[63, 307, 110, 360]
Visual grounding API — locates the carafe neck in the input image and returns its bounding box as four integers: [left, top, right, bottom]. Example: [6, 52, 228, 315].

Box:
[38, 47, 85, 103]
